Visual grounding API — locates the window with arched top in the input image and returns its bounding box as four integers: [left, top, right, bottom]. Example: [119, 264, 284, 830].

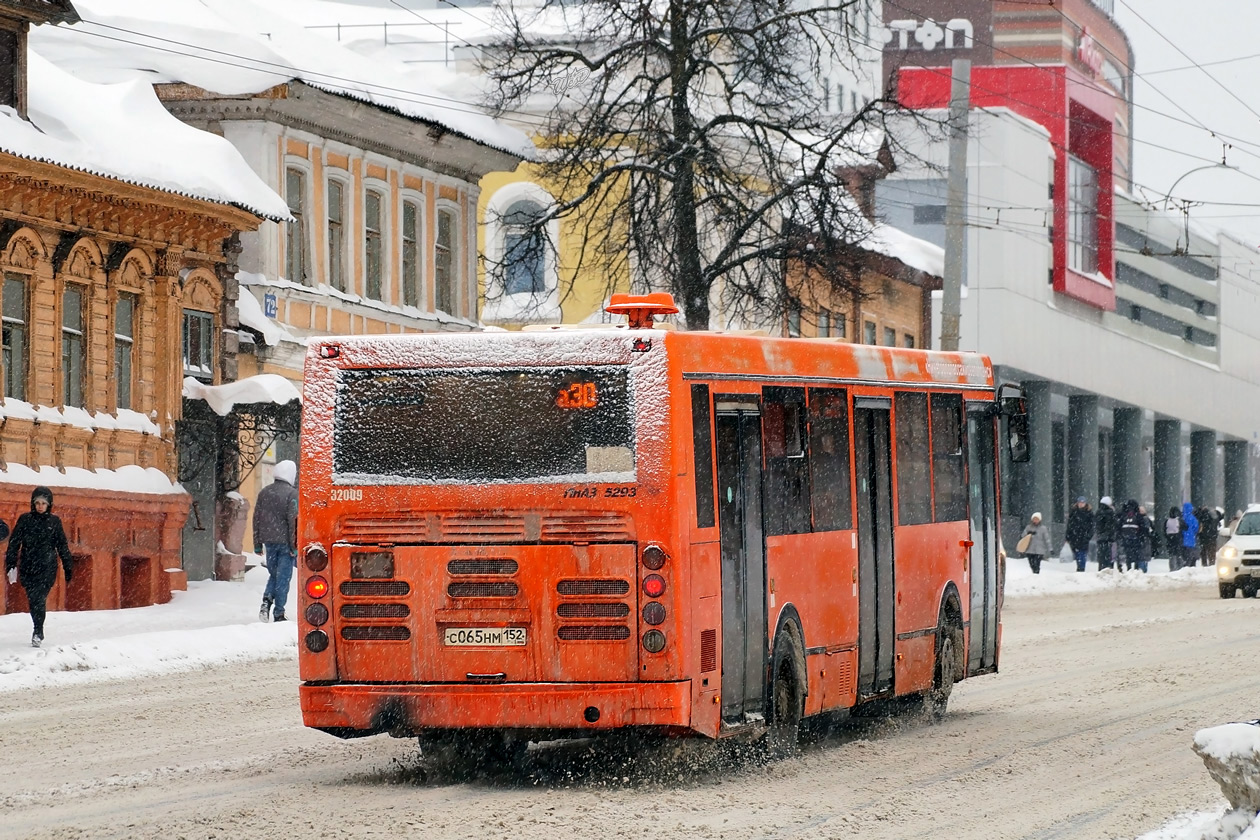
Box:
[503, 200, 547, 296]
[482, 182, 560, 324]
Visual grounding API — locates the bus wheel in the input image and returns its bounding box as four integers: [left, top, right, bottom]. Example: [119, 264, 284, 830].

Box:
[1220, 583, 1237, 599]
[766, 632, 804, 756]
[927, 621, 958, 721]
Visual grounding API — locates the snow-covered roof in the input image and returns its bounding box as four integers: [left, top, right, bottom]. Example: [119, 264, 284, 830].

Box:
[866, 223, 945, 278]
[236, 286, 298, 348]
[0, 50, 288, 220]
[30, 0, 535, 160]
[182, 374, 301, 417]
[0, 463, 183, 495]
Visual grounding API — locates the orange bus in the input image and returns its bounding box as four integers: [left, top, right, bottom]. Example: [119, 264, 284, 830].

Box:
[297, 294, 1024, 754]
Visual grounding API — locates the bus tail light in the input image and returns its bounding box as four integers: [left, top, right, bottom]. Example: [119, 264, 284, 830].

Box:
[642, 630, 666, 653]
[305, 602, 329, 626]
[306, 576, 330, 599]
[641, 544, 667, 570]
[642, 574, 666, 598]
[305, 630, 329, 652]
[304, 544, 329, 572]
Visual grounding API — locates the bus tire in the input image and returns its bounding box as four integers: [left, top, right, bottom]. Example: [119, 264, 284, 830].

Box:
[1220, 583, 1236, 599]
[766, 629, 805, 755]
[927, 614, 960, 721]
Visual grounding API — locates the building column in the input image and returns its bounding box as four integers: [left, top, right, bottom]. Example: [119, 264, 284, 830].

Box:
[1023, 380, 1054, 524]
[1223, 440, 1251, 520]
[1189, 430, 1218, 509]
[1153, 418, 1183, 523]
[1067, 394, 1099, 505]
[1111, 406, 1143, 505]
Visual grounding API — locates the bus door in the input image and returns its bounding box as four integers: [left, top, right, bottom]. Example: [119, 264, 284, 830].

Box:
[715, 398, 767, 724]
[854, 398, 895, 698]
[965, 405, 1000, 675]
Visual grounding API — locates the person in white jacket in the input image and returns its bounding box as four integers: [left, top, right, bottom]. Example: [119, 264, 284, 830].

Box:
[1020, 512, 1051, 575]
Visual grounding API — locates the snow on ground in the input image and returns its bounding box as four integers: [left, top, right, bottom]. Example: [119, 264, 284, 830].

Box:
[0, 549, 1250, 839]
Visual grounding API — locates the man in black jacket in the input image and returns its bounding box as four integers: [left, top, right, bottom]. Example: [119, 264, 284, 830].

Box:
[5, 487, 72, 647]
[254, 460, 298, 622]
[1066, 498, 1094, 572]
[1095, 496, 1117, 570]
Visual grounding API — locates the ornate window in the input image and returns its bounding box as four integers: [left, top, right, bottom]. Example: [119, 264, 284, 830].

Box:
[365, 190, 384, 301]
[402, 199, 421, 307]
[435, 207, 456, 314]
[285, 167, 309, 285]
[2, 273, 26, 401]
[502, 200, 545, 296]
[115, 292, 137, 411]
[327, 179, 346, 292]
[183, 309, 214, 383]
[62, 284, 86, 407]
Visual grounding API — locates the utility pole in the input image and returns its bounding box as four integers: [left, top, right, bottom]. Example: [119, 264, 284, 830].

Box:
[940, 58, 970, 352]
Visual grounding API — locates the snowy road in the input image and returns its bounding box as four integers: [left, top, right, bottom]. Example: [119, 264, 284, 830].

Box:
[0, 582, 1253, 839]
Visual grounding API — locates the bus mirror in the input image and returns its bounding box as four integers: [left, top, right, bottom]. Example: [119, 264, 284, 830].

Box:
[1007, 412, 1030, 463]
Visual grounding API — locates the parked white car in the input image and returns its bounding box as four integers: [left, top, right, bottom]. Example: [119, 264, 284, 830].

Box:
[1217, 505, 1260, 598]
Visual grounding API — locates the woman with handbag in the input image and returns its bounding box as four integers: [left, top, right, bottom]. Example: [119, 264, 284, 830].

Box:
[1019, 512, 1051, 574]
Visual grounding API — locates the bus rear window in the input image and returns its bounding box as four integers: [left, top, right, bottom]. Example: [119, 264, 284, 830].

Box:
[333, 366, 634, 483]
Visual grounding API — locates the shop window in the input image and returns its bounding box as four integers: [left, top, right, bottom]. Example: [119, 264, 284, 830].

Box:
[115, 292, 136, 411]
[1068, 154, 1099, 275]
[327, 180, 346, 292]
[183, 309, 214, 382]
[402, 200, 421, 307]
[808, 387, 852, 531]
[365, 190, 384, 300]
[2, 273, 26, 401]
[763, 386, 810, 536]
[285, 167, 309, 285]
[894, 391, 931, 525]
[931, 393, 967, 521]
[62, 285, 85, 408]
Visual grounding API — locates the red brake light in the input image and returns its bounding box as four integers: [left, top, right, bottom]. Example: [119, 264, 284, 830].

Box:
[306, 576, 329, 599]
[642, 574, 666, 598]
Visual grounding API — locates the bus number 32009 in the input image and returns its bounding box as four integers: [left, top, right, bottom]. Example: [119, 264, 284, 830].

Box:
[330, 488, 364, 502]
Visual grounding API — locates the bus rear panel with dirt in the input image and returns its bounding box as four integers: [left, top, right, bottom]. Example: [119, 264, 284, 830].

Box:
[297, 295, 1019, 748]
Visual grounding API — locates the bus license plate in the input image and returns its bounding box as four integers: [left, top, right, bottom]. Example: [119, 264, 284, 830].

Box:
[443, 627, 527, 647]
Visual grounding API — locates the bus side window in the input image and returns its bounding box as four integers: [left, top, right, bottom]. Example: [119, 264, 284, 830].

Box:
[691, 384, 716, 528]
[894, 391, 932, 525]
[764, 386, 810, 536]
[931, 393, 967, 521]
[807, 388, 852, 531]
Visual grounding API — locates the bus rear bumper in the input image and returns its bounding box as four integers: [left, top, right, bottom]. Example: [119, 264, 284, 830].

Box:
[300, 680, 693, 736]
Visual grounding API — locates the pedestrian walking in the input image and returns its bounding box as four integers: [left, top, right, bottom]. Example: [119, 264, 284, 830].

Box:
[1095, 496, 1117, 570]
[1019, 512, 1051, 575]
[1165, 507, 1183, 571]
[254, 460, 298, 622]
[4, 487, 71, 648]
[1198, 506, 1220, 567]
[1119, 500, 1151, 574]
[1066, 497, 1094, 572]
[1180, 502, 1199, 573]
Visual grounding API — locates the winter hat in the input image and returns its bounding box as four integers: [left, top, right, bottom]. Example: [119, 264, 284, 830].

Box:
[1100, 496, 1112, 507]
[30, 486, 52, 510]
[273, 460, 297, 485]
[1031, 512, 1042, 522]
[1076, 496, 1087, 504]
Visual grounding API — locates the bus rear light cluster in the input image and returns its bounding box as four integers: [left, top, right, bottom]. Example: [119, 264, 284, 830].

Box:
[306, 576, 330, 599]
[305, 602, 329, 626]
[641, 545, 668, 570]
[642, 630, 666, 653]
[642, 574, 666, 599]
[642, 602, 666, 626]
[304, 544, 329, 572]
[305, 630, 329, 652]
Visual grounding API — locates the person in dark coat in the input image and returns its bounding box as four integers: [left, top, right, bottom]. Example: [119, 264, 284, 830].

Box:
[1198, 506, 1220, 567]
[1118, 499, 1151, 574]
[1066, 497, 1094, 572]
[4, 487, 72, 647]
[1095, 496, 1117, 570]
[254, 460, 298, 622]
[1164, 507, 1184, 571]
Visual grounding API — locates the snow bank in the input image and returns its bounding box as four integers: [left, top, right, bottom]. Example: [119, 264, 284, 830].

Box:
[0, 52, 287, 220]
[1004, 557, 1217, 598]
[0, 566, 295, 693]
[182, 374, 301, 416]
[1138, 723, 1260, 840]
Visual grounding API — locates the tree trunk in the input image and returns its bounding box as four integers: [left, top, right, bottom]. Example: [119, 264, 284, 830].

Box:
[668, 0, 707, 331]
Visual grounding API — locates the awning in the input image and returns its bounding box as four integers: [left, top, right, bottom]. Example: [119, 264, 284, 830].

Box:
[182, 374, 301, 417]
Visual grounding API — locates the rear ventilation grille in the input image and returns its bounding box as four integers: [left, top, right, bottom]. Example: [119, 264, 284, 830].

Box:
[340, 511, 632, 544]
[541, 513, 633, 542]
[341, 626, 411, 641]
[701, 629, 717, 673]
[557, 579, 630, 596]
[557, 625, 631, 641]
[341, 517, 430, 542]
[448, 581, 519, 598]
[558, 602, 630, 619]
[341, 603, 410, 619]
[448, 558, 518, 575]
[340, 580, 410, 597]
